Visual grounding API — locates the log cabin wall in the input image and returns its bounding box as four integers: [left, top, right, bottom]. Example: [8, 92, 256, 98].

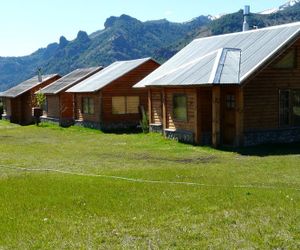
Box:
[74, 92, 101, 123]
[21, 92, 33, 125]
[244, 42, 300, 131]
[46, 95, 60, 118]
[10, 98, 21, 123]
[198, 87, 212, 144]
[100, 60, 158, 126]
[150, 89, 163, 124]
[150, 87, 212, 144]
[242, 40, 300, 145]
[165, 88, 197, 132]
[23, 75, 61, 125]
[59, 92, 74, 119]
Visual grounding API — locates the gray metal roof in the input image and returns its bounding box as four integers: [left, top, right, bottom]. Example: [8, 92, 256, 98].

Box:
[39, 67, 102, 95]
[67, 58, 153, 93]
[0, 74, 59, 98]
[134, 22, 300, 87]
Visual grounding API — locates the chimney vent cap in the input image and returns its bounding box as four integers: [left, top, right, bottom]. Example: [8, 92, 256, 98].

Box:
[244, 5, 250, 15]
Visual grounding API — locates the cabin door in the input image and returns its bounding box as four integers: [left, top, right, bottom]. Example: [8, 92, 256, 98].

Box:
[222, 91, 236, 145]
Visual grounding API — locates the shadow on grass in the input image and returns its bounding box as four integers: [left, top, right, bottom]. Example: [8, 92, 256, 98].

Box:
[220, 142, 300, 157]
[102, 127, 144, 135]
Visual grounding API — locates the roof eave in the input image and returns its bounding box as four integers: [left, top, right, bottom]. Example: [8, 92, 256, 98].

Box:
[240, 28, 300, 86]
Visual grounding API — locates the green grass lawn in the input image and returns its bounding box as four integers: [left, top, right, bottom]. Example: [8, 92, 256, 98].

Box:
[0, 120, 299, 249]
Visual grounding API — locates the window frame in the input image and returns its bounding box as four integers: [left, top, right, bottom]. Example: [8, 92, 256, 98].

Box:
[226, 94, 236, 110]
[279, 89, 300, 127]
[111, 96, 140, 115]
[82, 97, 95, 115]
[173, 93, 188, 122]
[112, 96, 126, 115]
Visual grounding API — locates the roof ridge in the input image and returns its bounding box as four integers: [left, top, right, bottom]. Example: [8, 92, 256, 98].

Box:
[194, 21, 300, 43]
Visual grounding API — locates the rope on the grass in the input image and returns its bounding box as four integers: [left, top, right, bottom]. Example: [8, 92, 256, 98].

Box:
[0, 164, 299, 192]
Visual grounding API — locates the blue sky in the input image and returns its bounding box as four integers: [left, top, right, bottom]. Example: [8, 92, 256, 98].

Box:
[0, 0, 287, 57]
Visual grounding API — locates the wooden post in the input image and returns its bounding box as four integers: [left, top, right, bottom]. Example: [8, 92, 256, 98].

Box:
[194, 89, 201, 144]
[212, 86, 221, 147]
[148, 88, 152, 124]
[162, 88, 167, 132]
[99, 92, 103, 123]
[235, 87, 244, 147]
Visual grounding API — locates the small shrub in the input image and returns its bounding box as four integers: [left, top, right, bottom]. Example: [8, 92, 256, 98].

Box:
[35, 92, 46, 108]
[0, 101, 3, 119]
[140, 108, 149, 134]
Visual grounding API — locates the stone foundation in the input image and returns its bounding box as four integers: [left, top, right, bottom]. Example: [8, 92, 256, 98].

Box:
[40, 116, 74, 127]
[150, 123, 163, 133]
[244, 127, 300, 146]
[1, 114, 10, 121]
[74, 120, 140, 131]
[164, 129, 195, 144]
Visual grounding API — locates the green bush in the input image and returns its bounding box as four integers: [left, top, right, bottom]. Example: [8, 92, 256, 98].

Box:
[35, 92, 46, 108]
[0, 101, 3, 119]
[140, 108, 149, 134]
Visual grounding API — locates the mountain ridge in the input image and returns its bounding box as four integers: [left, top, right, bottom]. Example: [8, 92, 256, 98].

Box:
[1, 1, 300, 91]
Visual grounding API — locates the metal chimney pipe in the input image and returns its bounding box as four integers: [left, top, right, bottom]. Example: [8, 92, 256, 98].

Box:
[243, 5, 250, 32]
[37, 68, 42, 82]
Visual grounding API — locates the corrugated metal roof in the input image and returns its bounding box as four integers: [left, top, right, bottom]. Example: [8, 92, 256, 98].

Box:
[134, 22, 300, 87]
[39, 67, 102, 95]
[67, 58, 153, 93]
[0, 74, 59, 98]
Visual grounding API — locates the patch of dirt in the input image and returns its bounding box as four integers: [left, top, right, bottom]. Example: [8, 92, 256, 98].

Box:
[134, 154, 216, 164]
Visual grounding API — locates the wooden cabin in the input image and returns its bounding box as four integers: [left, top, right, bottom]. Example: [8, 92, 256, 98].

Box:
[134, 22, 300, 147]
[67, 58, 160, 130]
[0, 74, 60, 125]
[38, 67, 102, 126]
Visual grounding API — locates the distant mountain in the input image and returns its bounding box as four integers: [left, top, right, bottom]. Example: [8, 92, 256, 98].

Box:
[0, 15, 210, 91]
[260, 0, 300, 15]
[1, 1, 300, 91]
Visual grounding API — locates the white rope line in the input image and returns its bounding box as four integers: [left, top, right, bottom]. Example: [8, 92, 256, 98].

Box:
[0, 165, 299, 192]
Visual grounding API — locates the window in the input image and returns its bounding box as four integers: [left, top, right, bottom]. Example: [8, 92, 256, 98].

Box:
[173, 94, 187, 121]
[279, 89, 300, 127]
[82, 97, 94, 115]
[226, 94, 236, 109]
[280, 90, 290, 126]
[112, 96, 140, 115]
[292, 90, 300, 126]
[273, 49, 296, 69]
[112, 96, 126, 114]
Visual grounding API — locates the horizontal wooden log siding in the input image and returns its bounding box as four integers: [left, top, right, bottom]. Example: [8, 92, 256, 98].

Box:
[151, 89, 162, 124]
[100, 60, 158, 124]
[166, 88, 197, 132]
[74, 60, 159, 126]
[6, 75, 60, 125]
[75, 93, 101, 123]
[60, 92, 74, 119]
[46, 95, 60, 118]
[244, 40, 300, 131]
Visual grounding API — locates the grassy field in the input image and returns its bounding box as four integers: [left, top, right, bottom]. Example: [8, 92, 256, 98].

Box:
[0, 120, 299, 249]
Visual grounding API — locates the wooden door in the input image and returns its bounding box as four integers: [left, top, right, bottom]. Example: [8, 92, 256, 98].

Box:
[222, 92, 236, 145]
